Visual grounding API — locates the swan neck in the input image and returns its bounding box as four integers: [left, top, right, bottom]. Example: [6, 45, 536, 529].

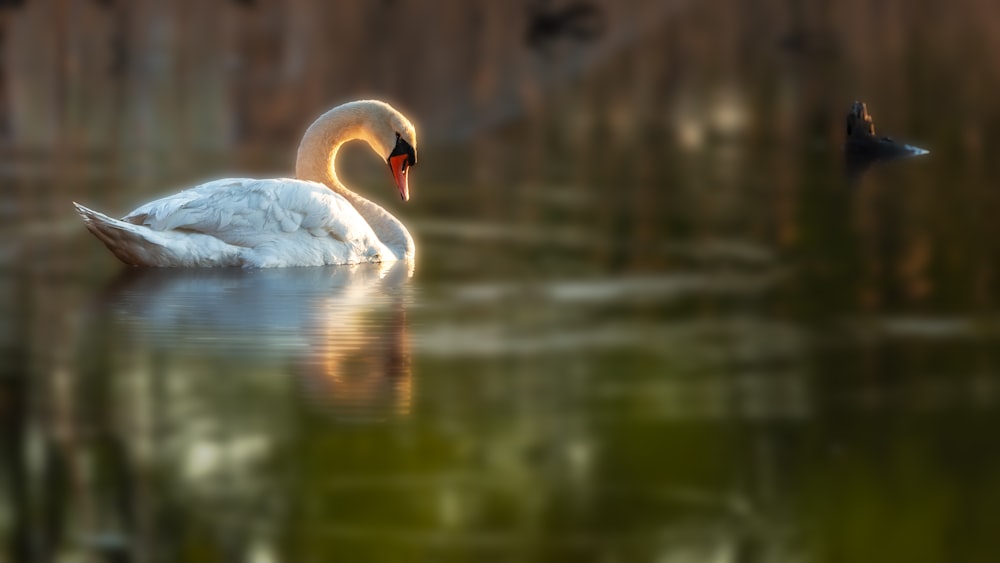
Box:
[293, 104, 415, 261]
[294, 107, 370, 194]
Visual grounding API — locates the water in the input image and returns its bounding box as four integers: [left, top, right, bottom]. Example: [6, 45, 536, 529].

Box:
[2, 125, 1000, 563]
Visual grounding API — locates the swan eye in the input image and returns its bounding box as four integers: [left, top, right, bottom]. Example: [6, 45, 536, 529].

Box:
[388, 133, 416, 168]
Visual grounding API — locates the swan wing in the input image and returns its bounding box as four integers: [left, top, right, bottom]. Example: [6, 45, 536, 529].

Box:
[124, 178, 373, 247]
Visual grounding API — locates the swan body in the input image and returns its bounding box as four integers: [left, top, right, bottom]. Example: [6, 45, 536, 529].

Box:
[75, 100, 418, 268]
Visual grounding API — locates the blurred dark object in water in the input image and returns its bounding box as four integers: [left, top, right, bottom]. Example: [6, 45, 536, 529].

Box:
[526, 0, 605, 54]
[844, 101, 928, 181]
[0, 0, 25, 10]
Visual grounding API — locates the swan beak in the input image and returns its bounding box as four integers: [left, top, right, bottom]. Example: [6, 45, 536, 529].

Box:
[389, 154, 410, 202]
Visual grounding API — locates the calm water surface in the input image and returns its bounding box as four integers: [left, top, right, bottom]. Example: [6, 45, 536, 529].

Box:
[2, 134, 1000, 562]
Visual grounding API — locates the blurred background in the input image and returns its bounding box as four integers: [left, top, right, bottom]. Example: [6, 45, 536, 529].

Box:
[3, 0, 1000, 561]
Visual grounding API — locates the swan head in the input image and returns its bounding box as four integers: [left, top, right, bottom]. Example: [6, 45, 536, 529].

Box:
[297, 100, 419, 201]
[358, 101, 417, 202]
[387, 131, 417, 202]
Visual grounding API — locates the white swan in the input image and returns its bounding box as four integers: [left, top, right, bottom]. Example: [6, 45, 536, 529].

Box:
[73, 100, 418, 267]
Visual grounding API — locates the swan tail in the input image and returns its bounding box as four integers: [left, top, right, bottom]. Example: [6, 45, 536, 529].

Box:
[73, 202, 243, 267]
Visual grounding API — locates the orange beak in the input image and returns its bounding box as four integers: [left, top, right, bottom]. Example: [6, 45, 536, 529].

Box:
[389, 154, 410, 202]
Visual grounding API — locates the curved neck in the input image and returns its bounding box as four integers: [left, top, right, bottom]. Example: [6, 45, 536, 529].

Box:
[294, 105, 415, 260]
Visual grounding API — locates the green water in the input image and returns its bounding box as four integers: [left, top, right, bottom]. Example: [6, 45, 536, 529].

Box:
[1, 119, 999, 563]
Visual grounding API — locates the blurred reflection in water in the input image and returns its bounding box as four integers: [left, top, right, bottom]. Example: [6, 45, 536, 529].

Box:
[0, 261, 416, 562]
[100, 261, 414, 420]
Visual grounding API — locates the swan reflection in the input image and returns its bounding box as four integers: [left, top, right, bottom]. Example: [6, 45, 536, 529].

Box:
[296, 295, 412, 418]
[100, 260, 414, 420]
